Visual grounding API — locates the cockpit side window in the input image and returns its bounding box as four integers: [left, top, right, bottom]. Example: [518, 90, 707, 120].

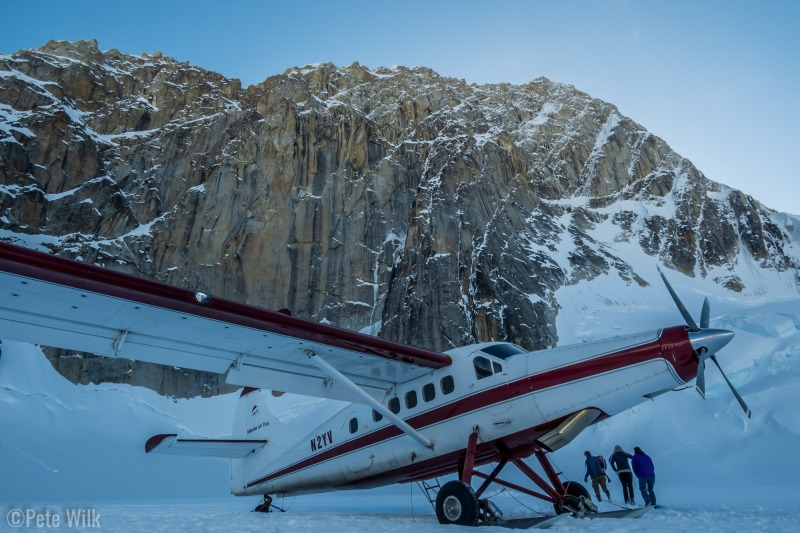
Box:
[473, 356, 494, 380]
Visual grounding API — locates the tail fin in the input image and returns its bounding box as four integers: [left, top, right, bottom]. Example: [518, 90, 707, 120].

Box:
[233, 387, 349, 443]
[233, 387, 285, 439]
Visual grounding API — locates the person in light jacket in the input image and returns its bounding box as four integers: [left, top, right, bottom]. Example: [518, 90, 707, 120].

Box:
[631, 446, 656, 506]
[609, 445, 635, 505]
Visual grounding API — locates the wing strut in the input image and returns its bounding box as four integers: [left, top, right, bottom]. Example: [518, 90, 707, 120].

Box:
[305, 350, 434, 449]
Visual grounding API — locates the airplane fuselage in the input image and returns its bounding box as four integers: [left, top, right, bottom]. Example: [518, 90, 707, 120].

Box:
[232, 325, 697, 496]
[0, 242, 729, 514]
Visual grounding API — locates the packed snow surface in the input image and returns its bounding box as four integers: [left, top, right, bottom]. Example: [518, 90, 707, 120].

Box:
[1, 270, 799, 531]
[3, 496, 797, 532]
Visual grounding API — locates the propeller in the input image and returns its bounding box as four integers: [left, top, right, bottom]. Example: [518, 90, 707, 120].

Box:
[657, 267, 751, 418]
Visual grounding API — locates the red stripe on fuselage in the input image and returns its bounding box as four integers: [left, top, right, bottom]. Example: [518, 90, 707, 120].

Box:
[245, 326, 696, 489]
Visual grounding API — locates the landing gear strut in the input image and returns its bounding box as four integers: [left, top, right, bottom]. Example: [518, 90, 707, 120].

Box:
[433, 428, 596, 526]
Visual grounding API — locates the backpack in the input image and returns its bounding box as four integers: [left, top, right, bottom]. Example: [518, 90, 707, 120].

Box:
[598, 455, 607, 472]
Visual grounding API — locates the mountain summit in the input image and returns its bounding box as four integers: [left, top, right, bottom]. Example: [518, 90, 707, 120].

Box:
[1, 40, 798, 395]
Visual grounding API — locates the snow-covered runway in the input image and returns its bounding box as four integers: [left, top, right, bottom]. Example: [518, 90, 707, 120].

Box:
[5, 494, 797, 532]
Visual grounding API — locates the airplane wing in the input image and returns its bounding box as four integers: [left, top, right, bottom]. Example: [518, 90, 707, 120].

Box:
[0, 242, 451, 402]
[144, 434, 267, 458]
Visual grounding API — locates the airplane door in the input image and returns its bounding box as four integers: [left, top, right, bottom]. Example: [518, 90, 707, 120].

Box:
[469, 352, 513, 424]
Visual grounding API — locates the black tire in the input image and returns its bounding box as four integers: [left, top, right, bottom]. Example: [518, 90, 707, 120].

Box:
[553, 480, 593, 515]
[435, 480, 480, 526]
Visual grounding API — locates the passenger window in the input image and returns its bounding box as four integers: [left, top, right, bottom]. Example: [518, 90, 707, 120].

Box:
[441, 375, 455, 395]
[405, 390, 418, 409]
[372, 409, 383, 422]
[422, 383, 436, 402]
[474, 356, 494, 380]
[389, 397, 401, 414]
[492, 361, 503, 374]
[349, 417, 358, 434]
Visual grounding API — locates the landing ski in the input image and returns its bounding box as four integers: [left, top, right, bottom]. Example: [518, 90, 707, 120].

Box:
[499, 513, 571, 529]
[584, 506, 652, 519]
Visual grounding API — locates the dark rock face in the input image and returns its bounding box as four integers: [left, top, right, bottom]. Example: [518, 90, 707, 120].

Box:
[1, 40, 797, 396]
[42, 347, 238, 398]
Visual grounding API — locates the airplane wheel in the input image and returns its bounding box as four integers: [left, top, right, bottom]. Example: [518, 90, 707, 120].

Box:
[554, 480, 593, 515]
[435, 480, 479, 526]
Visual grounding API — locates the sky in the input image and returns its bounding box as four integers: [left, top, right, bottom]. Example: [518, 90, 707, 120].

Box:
[1, 0, 798, 214]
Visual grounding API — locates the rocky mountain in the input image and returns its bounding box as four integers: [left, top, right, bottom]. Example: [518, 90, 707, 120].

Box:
[1, 40, 798, 397]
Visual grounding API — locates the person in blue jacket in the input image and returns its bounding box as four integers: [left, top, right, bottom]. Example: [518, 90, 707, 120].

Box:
[609, 445, 635, 505]
[583, 451, 611, 502]
[631, 446, 656, 506]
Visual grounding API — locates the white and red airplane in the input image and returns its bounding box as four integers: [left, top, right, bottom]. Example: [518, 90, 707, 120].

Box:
[0, 242, 749, 526]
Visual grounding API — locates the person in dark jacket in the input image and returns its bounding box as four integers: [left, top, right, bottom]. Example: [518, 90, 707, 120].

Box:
[583, 451, 611, 502]
[609, 445, 635, 505]
[631, 446, 656, 506]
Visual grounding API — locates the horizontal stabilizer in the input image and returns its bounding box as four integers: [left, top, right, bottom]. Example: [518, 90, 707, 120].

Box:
[145, 433, 267, 458]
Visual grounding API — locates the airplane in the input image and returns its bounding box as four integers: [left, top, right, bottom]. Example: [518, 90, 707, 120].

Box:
[0, 241, 750, 526]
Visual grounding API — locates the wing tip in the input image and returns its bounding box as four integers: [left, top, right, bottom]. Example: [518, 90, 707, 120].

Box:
[145, 433, 177, 453]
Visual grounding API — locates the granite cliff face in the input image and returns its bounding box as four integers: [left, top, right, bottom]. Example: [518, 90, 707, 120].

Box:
[1, 40, 798, 396]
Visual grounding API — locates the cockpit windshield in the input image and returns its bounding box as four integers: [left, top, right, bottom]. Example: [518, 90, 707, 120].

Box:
[479, 343, 526, 360]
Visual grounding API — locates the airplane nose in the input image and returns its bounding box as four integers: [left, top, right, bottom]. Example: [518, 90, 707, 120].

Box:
[688, 329, 735, 355]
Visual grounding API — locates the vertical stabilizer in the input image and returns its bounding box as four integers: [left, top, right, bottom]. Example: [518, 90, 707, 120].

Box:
[232, 387, 283, 440]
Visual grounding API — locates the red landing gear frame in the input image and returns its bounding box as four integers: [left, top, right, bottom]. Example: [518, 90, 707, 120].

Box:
[433, 429, 596, 526]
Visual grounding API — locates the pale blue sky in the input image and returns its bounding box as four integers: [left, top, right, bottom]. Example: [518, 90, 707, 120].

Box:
[2, 0, 798, 214]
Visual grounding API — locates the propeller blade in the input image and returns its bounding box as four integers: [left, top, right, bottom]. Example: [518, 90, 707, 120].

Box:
[657, 267, 700, 331]
[657, 267, 749, 418]
[709, 355, 752, 418]
[700, 298, 710, 329]
[696, 349, 707, 399]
